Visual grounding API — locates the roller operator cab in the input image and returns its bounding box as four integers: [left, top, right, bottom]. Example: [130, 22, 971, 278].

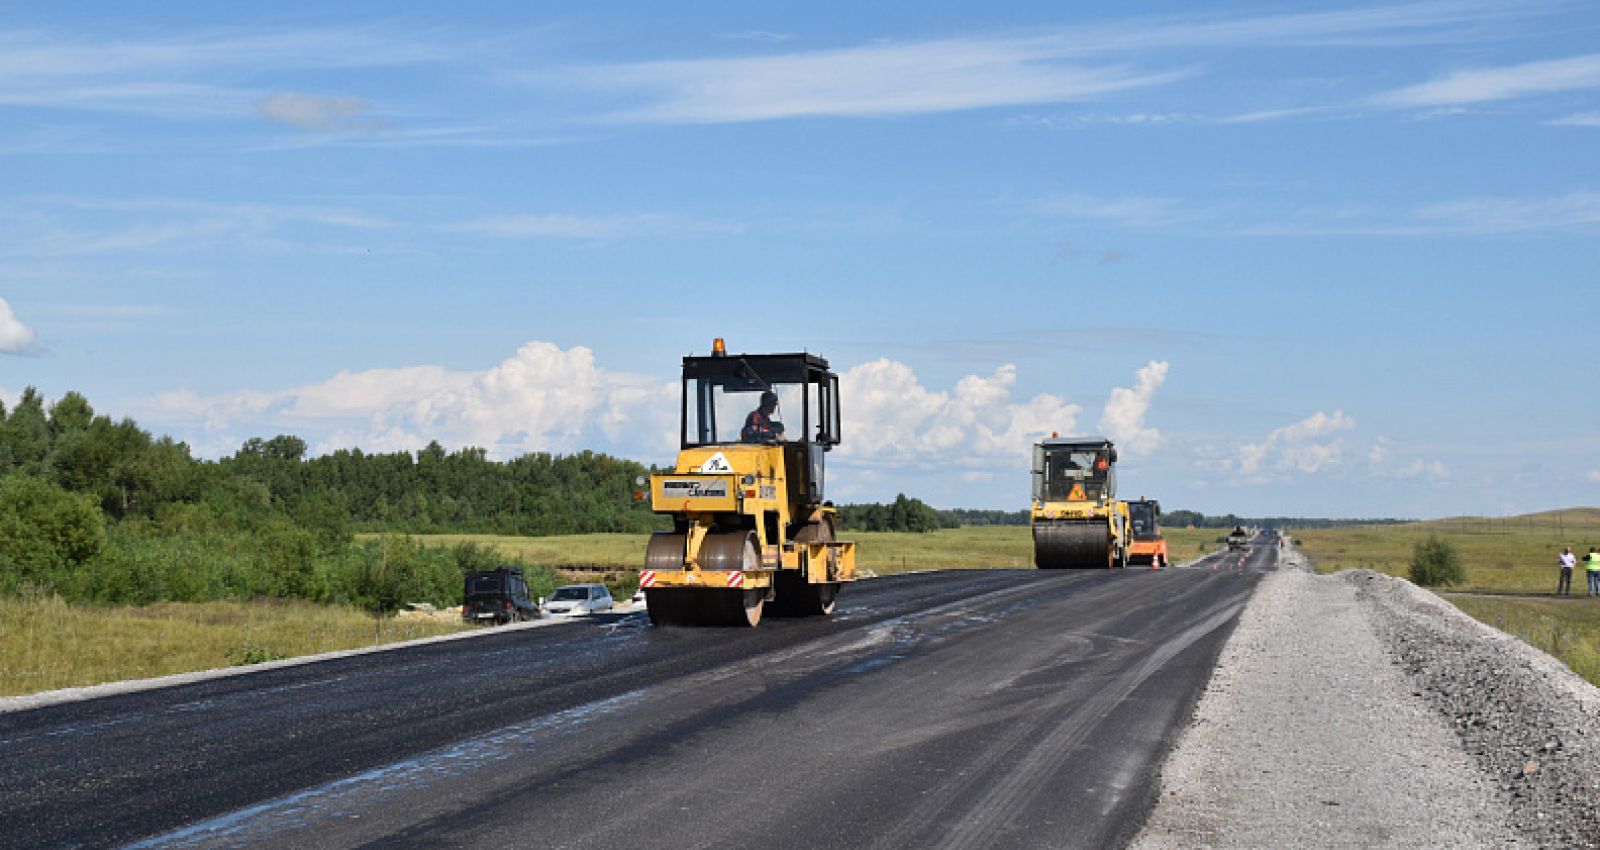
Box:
[1125, 499, 1169, 569]
[1030, 436, 1130, 569]
[640, 340, 857, 626]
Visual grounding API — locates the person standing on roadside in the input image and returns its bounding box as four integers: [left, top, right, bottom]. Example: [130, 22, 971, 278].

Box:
[1587, 546, 1600, 597]
[1558, 545, 1577, 595]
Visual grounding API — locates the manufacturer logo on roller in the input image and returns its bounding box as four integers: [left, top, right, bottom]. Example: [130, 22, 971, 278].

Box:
[660, 478, 730, 498]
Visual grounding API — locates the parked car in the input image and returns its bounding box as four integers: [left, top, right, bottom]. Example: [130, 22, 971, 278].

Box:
[462, 567, 540, 624]
[541, 583, 614, 617]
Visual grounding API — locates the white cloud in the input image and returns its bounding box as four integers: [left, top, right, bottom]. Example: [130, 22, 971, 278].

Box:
[1233, 410, 1355, 477]
[569, 37, 1188, 124]
[1099, 360, 1168, 456]
[1411, 192, 1600, 234]
[558, 3, 1536, 125]
[1589, 469, 1600, 483]
[1233, 192, 1600, 237]
[256, 92, 375, 131]
[838, 359, 1079, 469]
[145, 346, 1095, 484]
[1217, 106, 1328, 124]
[0, 297, 36, 353]
[1549, 112, 1600, 127]
[1008, 111, 1205, 128]
[145, 341, 677, 459]
[3, 196, 393, 258]
[1372, 52, 1600, 107]
[1368, 437, 1449, 481]
[1391, 458, 1450, 480]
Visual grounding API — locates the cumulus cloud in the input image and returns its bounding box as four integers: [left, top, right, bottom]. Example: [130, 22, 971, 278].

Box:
[256, 92, 377, 131]
[1099, 360, 1168, 456]
[147, 341, 677, 459]
[838, 359, 1079, 469]
[0, 297, 37, 353]
[1233, 410, 1355, 477]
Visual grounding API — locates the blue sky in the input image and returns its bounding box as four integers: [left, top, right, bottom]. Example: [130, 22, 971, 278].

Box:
[2, 1, 1597, 518]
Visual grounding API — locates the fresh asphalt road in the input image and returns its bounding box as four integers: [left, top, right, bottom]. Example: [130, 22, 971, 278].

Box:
[2, 541, 1278, 850]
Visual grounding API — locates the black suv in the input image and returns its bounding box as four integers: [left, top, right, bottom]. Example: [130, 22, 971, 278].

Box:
[462, 567, 540, 624]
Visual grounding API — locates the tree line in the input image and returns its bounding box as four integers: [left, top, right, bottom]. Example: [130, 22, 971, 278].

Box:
[1, 386, 1413, 608]
[0, 388, 658, 611]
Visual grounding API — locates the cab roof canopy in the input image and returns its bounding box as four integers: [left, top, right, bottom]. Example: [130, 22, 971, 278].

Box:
[1041, 435, 1114, 447]
[683, 351, 833, 381]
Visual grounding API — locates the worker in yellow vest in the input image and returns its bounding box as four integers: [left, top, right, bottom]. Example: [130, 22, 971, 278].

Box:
[1587, 546, 1600, 597]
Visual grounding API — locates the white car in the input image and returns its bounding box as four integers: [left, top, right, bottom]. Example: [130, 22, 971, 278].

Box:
[541, 583, 614, 616]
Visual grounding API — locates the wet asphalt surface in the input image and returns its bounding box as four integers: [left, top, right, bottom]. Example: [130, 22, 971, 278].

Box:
[2, 543, 1276, 849]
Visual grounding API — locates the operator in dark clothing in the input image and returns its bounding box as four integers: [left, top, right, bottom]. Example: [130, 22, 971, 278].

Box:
[741, 391, 785, 442]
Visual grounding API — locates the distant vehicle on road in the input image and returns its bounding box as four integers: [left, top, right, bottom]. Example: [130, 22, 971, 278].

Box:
[1226, 526, 1251, 551]
[542, 584, 614, 617]
[462, 567, 539, 624]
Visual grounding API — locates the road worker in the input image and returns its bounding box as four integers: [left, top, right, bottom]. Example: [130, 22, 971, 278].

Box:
[1558, 546, 1577, 596]
[1587, 546, 1600, 597]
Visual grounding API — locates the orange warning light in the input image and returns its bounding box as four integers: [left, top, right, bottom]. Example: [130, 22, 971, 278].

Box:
[712, 337, 727, 357]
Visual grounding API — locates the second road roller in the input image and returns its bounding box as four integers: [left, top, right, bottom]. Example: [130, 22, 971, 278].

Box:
[1030, 435, 1130, 569]
[1125, 498, 1169, 569]
[639, 339, 857, 626]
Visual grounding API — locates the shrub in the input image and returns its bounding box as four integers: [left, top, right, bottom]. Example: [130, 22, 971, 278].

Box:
[0, 474, 107, 594]
[1409, 533, 1465, 587]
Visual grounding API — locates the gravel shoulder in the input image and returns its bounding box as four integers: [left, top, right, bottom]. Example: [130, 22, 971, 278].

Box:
[1130, 547, 1577, 849]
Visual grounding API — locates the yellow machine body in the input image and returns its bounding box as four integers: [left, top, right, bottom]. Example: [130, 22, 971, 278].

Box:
[644, 445, 856, 591]
[1125, 498, 1169, 569]
[1030, 437, 1130, 569]
[640, 346, 856, 626]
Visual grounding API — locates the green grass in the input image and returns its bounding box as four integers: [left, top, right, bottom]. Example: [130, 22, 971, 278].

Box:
[1292, 509, 1600, 687]
[1292, 508, 1600, 593]
[396, 525, 1225, 574]
[0, 594, 471, 698]
[1447, 595, 1600, 686]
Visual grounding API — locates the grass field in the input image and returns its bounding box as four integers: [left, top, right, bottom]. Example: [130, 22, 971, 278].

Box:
[0, 594, 470, 698]
[1446, 595, 1600, 686]
[1292, 508, 1600, 593]
[398, 525, 1226, 575]
[1292, 509, 1600, 687]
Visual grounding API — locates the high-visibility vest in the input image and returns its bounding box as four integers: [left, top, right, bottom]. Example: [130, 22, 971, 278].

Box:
[1587, 553, 1600, 572]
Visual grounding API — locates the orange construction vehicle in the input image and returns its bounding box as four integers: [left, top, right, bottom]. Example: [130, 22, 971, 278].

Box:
[1125, 499, 1169, 569]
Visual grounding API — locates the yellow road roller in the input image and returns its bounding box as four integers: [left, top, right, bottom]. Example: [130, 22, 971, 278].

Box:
[640, 339, 856, 626]
[1030, 436, 1129, 569]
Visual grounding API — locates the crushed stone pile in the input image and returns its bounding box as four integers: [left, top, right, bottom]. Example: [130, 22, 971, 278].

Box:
[1348, 568, 1600, 849]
